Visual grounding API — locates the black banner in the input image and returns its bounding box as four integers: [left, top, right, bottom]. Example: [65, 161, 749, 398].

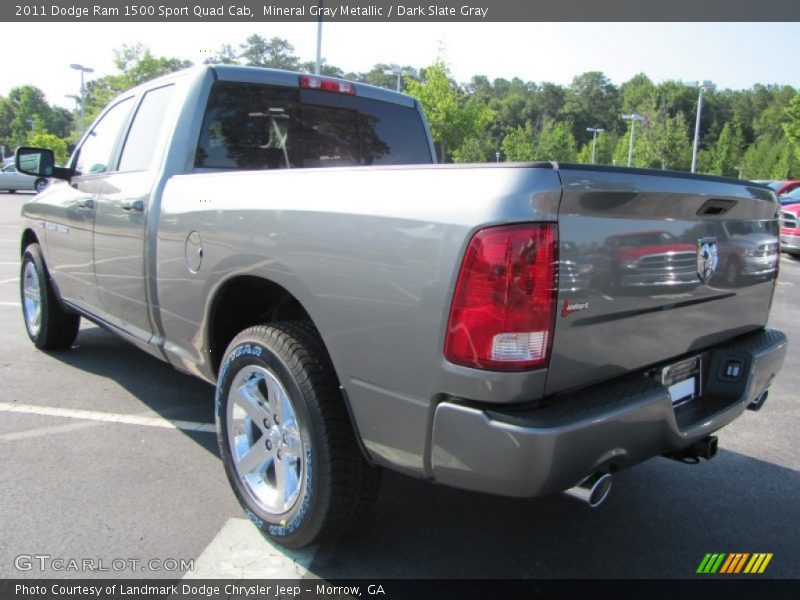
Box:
[2, 0, 800, 22]
[2, 579, 800, 600]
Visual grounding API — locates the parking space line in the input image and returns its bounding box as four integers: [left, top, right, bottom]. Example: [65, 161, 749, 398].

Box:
[0, 419, 105, 442]
[0, 301, 20, 307]
[184, 517, 317, 579]
[0, 277, 17, 284]
[0, 402, 215, 433]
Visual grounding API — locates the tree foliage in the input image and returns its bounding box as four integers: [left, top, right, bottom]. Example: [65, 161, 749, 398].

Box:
[83, 44, 191, 128]
[238, 35, 300, 70]
[0, 86, 74, 152]
[2, 37, 798, 178]
[404, 62, 494, 162]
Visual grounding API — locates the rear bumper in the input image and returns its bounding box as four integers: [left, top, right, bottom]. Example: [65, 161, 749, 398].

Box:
[430, 328, 787, 498]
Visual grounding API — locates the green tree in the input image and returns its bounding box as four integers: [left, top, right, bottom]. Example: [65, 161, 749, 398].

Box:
[638, 109, 693, 170]
[27, 129, 69, 165]
[501, 120, 578, 163]
[405, 62, 494, 162]
[502, 122, 537, 162]
[536, 120, 578, 162]
[239, 35, 299, 70]
[298, 60, 344, 77]
[350, 64, 417, 89]
[577, 131, 615, 165]
[562, 71, 620, 144]
[710, 122, 744, 177]
[620, 73, 656, 114]
[83, 44, 192, 127]
[204, 43, 239, 65]
[740, 138, 799, 179]
[0, 86, 73, 151]
[613, 130, 634, 167]
[783, 92, 800, 160]
[452, 135, 496, 163]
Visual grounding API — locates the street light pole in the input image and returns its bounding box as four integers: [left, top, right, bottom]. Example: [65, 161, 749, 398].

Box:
[69, 63, 94, 132]
[586, 127, 604, 164]
[621, 114, 644, 167]
[383, 66, 413, 93]
[315, 0, 323, 75]
[686, 80, 714, 173]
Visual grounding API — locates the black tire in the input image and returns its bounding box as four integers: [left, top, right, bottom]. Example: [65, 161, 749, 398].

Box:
[20, 243, 80, 350]
[216, 322, 381, 548]
[34, 178, 48, 194]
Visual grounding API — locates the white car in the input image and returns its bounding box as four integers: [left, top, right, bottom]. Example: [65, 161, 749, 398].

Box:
[0, 163, 49, 193]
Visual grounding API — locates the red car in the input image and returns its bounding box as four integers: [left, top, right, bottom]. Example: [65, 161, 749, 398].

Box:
[763, 180, 800, 196]
[599, 230, 699, 289]
[780, 203, 800, 256]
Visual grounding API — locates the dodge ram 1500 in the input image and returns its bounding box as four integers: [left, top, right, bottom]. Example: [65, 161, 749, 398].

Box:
[16, 65, 787, 548]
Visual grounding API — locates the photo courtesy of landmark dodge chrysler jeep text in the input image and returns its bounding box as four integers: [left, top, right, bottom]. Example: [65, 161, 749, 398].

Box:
[15, 65, 787, 548]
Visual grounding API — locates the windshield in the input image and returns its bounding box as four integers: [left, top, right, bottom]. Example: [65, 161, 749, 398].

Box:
[780, 187, 800, 204]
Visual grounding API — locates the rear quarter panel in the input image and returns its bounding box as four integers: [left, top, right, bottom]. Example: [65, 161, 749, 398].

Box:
[156, 164, 561, 474]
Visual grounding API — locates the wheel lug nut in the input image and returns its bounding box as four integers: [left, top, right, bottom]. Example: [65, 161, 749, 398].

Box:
[274, 414, 280, 425]
[277, 450, 283, 460]
[282, 434, 288, 444]
[265, 440, 272, 450]
[263, 418, 270, 429]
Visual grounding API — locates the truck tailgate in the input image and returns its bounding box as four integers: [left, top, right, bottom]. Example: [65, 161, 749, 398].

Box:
[546, 166, 779, 396]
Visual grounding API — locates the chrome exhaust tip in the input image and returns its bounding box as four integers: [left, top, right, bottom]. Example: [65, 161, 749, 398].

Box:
[563, 472, 613, 508]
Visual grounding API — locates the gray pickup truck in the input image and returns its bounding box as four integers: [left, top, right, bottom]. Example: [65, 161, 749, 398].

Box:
[16, 65, 787, 548]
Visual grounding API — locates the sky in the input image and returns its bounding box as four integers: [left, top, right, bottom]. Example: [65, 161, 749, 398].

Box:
[1, 21, 798, 108]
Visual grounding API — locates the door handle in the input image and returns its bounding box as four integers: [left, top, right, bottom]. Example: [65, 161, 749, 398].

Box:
[121, 199, 144, 212]
[77, 198, 95, 210]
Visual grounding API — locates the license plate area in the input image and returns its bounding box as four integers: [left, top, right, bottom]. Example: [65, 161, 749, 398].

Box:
[661, 355, 702, 407]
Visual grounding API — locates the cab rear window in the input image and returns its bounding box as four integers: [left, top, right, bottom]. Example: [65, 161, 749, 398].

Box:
[195, 81, 431, 170]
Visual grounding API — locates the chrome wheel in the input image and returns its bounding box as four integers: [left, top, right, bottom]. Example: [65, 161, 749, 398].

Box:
[22, 261, 42, 337]
[35, 179, 48, 194]
[226, 364, 305, 515]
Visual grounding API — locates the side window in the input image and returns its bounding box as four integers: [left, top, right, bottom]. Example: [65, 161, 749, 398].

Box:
[74, 97, 133, 176]
[118, 85, 175, 172]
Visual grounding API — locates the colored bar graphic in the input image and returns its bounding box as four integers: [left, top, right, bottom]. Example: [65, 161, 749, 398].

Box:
[719, 554, 736, 574]
[697, 553, 728, 574]
[758, 553, 773, 573]
[744, 554, 760, 574]
[697, 553, 714, 573]
[704, 552, 774, 574]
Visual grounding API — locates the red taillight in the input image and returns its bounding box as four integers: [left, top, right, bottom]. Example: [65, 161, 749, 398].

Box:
[299, 75, 356, 95]
[445, 223, 558, 371]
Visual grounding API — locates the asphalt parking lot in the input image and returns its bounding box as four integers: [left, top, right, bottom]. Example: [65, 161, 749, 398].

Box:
[0, 189, 797, 580]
